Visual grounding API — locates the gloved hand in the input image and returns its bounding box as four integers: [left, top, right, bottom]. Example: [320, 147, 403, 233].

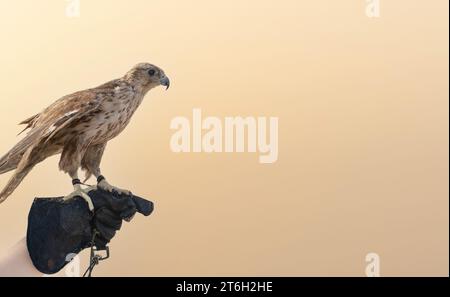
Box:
[26, 190, 153, 274]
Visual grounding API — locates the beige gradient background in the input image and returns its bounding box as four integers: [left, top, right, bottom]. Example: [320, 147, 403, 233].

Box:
[0, 0, 448, 276]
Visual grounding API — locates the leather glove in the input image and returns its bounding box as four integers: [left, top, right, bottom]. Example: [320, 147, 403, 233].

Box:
[26, 189, 153, 274]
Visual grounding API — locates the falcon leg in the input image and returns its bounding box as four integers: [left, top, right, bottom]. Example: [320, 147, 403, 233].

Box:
[80, 145, 131, 196]
[62, 173, 95, 211]
[95, 175, 132, 196]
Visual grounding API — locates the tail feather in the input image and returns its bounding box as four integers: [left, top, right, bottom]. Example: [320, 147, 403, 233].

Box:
[0, 120, 50, 203]
[0, 147, 35, 204]
[6, 128, 43, 160]
[0, 126, 46, 175]
[17, 113, 40, 136]
[0, 154, 21, 175]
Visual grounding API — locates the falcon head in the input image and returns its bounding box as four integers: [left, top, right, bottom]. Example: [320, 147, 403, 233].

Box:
[124, 63, 170, 91]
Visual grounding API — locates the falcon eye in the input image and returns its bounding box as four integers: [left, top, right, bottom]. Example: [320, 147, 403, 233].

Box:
[148, 69, 156, 76]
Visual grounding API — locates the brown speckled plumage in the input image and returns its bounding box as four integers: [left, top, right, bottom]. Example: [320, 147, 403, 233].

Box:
[0, 63, 169, 203]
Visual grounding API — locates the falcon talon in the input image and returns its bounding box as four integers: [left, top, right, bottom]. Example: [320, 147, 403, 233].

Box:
[84, 185, 98, 194]
[62, 185, 95, 212]
[97, 179, 131, 197]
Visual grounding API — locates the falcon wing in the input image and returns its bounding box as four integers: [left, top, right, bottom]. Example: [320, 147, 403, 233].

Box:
[39, 90, 102, 143]
[1, 90, 102, 168]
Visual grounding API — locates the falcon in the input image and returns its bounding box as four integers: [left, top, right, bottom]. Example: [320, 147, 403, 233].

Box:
[0, 63, 170, 210]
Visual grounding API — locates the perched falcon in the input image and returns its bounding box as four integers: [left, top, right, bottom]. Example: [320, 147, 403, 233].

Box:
[0, 63, 170, 210]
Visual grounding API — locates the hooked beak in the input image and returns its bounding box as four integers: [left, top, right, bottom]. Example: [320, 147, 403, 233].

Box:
[160, 76, 170, 90]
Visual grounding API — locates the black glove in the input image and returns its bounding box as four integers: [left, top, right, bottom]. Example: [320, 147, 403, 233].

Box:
[26, 190, 153, 274]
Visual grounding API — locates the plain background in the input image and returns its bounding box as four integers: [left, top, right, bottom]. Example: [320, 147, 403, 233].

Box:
[0, 0, 448, 276]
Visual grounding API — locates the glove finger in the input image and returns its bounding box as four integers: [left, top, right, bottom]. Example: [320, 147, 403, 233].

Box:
[118, 204, 136, 221]
[132, 196, 154, 216]
[124, 213, 135, 222]
[101, 194, 137, 220]
[110, 195, 136, 214]
[95, 208, 123, 230]
[91, 190, 134, 213]
[94, 219, 117, 241]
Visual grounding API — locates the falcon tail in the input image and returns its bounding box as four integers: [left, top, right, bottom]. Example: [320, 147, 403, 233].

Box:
[0, 163, 34, 204]
[0, 143, 38, 204]
[0, 126, 42, 175]
[0, 155, 20, 175]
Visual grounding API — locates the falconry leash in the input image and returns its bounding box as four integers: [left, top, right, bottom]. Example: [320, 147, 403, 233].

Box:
[83, 229, 110, 277]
